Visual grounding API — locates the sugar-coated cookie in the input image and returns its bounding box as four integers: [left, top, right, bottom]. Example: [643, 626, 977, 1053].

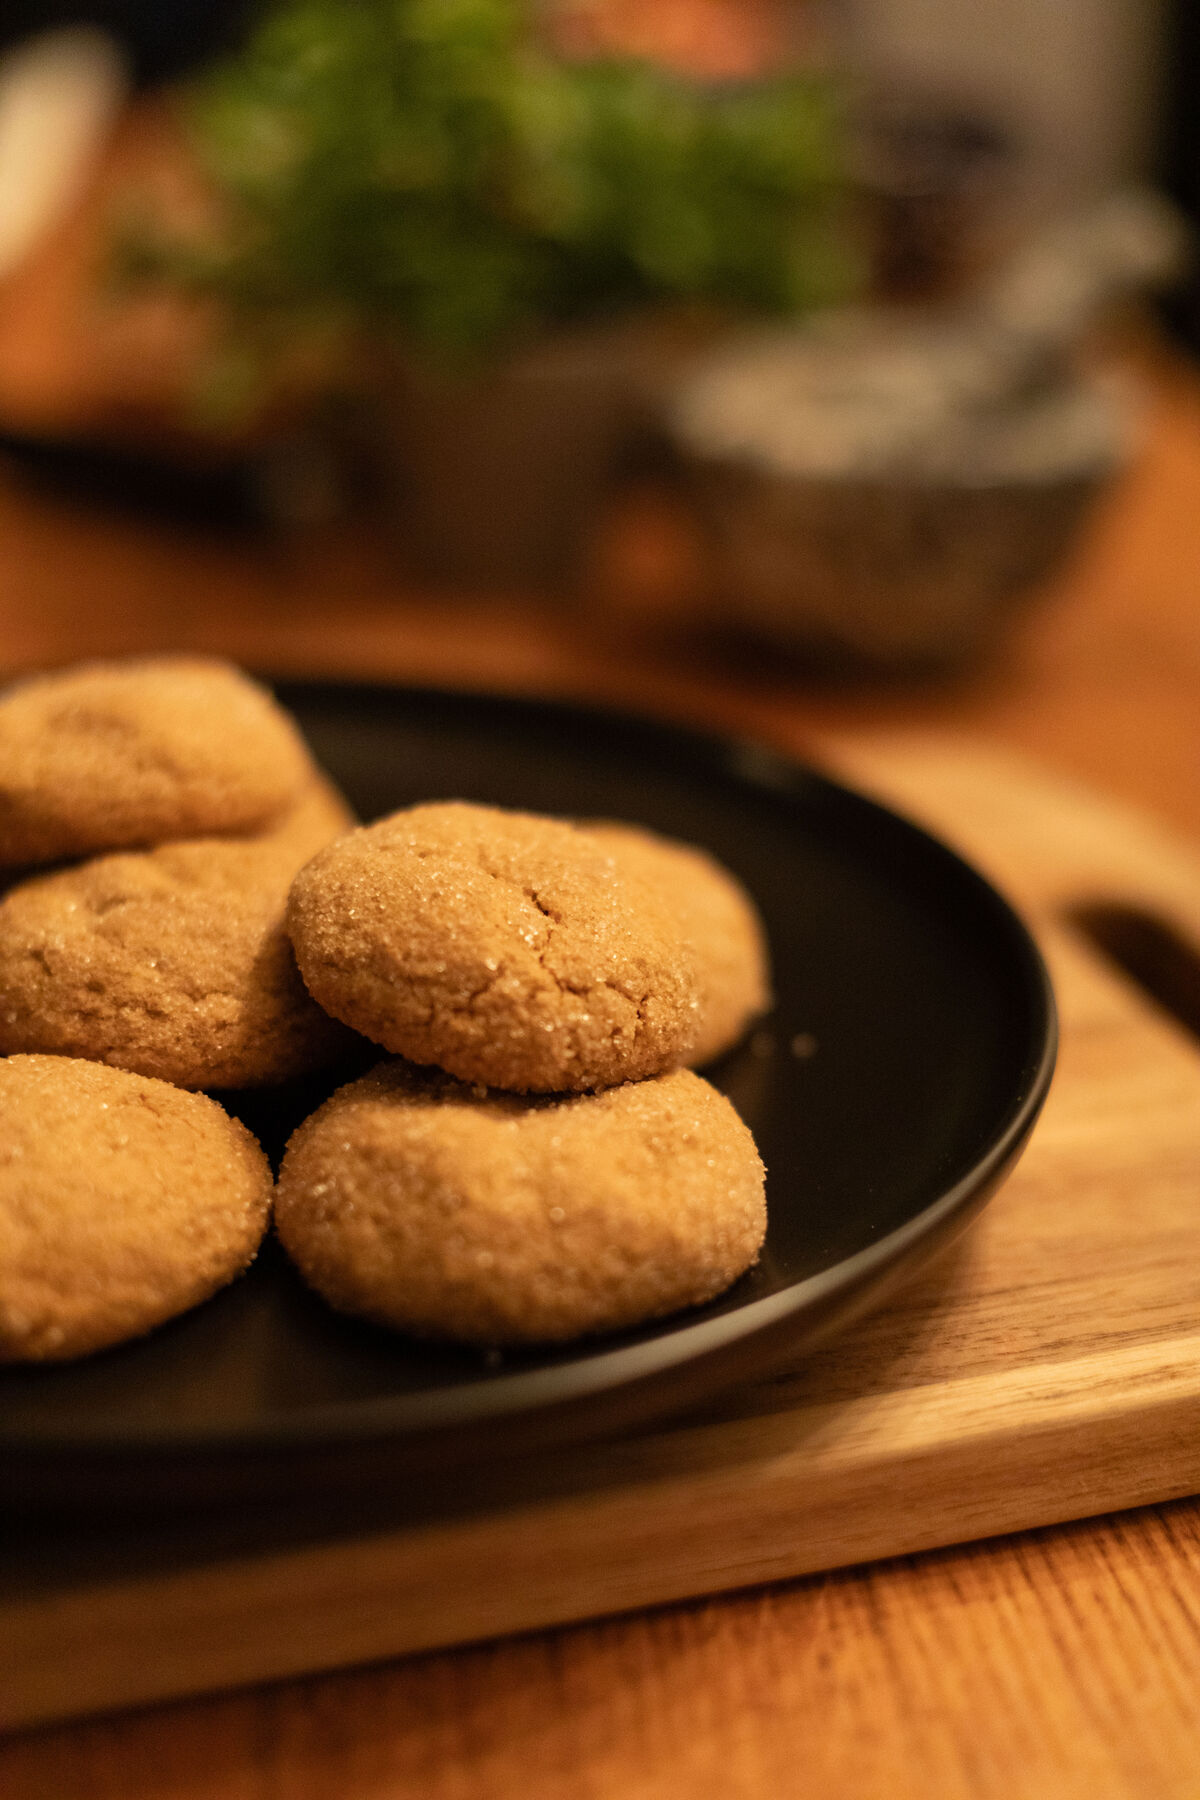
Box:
[0, 776, 358, 1089]
[286, 802, 700, 1092]
[0, 1055, 272, 1361]
[275, 1061, 766, 1345]
[0, 656, 314, 868]
[583, 822, 770, 1064]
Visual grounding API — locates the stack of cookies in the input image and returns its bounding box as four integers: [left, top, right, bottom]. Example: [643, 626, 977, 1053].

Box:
[277, 802, 771, 1345]
[0, 656, 772, 1362]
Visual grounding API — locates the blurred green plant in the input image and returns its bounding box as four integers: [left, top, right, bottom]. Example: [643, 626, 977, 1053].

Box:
[122, 0, 855, 393]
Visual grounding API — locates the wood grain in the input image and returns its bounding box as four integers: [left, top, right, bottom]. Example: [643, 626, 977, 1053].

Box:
[5, 1500, 1200, 1800]
[4, 739, 1200, 1734]
[1, 108, 1200, 1794]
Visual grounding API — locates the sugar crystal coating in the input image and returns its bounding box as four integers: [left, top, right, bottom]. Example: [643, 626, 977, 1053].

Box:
[0, 1054, 272, 1360]
[275, 1061, 766, 1344]
[582, 821, 771, 1064]
[286, 802, 701, 1092]
[0, 776, 358, 1088]
[0, 656, 314, 868]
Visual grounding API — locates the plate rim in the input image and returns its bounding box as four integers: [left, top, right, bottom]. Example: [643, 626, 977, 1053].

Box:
[0, 681, 1058, 1462]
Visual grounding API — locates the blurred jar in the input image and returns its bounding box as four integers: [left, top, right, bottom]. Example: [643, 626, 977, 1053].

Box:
[853, 90, 1020, 303]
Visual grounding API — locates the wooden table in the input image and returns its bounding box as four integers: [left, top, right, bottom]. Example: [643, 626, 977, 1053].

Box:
[2, 128, 1200, 1791]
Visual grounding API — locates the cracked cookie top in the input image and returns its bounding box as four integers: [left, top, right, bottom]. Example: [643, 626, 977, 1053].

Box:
[0, 776, 358, 1089]
[275, 1060, 765, 1345]
[286, 801, 701, 1093]
[0, 656, 314, 869]
[0, 1054, 272, 1361]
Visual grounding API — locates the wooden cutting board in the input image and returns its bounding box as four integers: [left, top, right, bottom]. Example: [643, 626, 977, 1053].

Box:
[5, 735, 1200, 1732]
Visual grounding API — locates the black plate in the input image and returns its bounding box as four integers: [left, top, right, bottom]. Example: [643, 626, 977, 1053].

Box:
[0, 685, 1056, 1508]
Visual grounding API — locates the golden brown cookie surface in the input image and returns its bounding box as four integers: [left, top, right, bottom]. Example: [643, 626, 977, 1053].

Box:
[0, 656, 313, 868]
[583, 822, 771, 1065]
[0, 776, 358, 1089]
[275, 1061, 766, 1345]
[0, 1055, 272, 1361]
[286, 802, 700, 1092]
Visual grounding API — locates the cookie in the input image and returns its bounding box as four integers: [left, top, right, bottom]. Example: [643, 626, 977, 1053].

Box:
[286, 802, 700, 1092]
[0, 775, 358, 1089]
[0, 656, 314, 869]
[584, 822, 771, 1064]
[0, 1055, 272, 1361]
[275, 1061, 766, 1345]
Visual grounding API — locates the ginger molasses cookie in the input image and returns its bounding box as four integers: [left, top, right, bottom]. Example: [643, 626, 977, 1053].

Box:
[0, 776, 358, 1089]
[275, 1062, 766, 1345]
[286, 802, 700, 1093]
[584, 822, 771, 1065]
[0, 1055, 272, 1361]
[0, 656, 314, 869]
